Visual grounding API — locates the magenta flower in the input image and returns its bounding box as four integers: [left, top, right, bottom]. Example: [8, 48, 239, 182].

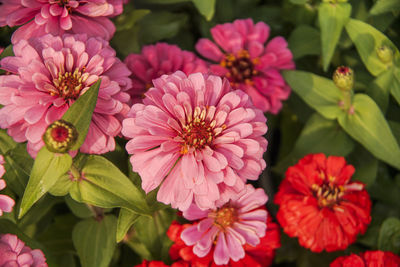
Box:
[0, 34, 132, 157]
[0, 234, 47, 266]
[196, 18, 295, 114]
[122, 71, 267, 211]
[124, 42, 208, 104]
[0, 0, 123, 44]
[0, 155, 15, 216]
[181, 184, 268, 265]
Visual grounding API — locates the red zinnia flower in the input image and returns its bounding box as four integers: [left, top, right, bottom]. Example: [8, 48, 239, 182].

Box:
[167, 215, 280, 267]
[330, 250, 400, 267]
[274, 153, 371, 252]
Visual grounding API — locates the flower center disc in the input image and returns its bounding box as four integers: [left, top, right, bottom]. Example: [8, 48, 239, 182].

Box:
[221, 50, 259, 86]
[312, 182, 345, 207]
[51, 125, 70, 142]
[53, 69, 86, 100]
[180, 107, 216, 154]
[214, 206, 237, 229]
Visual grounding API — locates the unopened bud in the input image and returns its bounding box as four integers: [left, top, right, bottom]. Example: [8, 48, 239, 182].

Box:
[376, 45, 393, 64]
[43, 120, 78, 153]
[333, 66, 354, 91]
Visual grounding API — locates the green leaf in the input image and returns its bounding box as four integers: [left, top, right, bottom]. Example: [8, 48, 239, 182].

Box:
[348, 145, 378, 186]
[65, 195, 94, 219]
[2, 143, 32, 196]
[391, 67, 400, 105]
[345, 19, 399, 76]
[62, 79, 101, 150]
[192, 0, 216, 20]
[282, 70, 344, 119]
[114, 8, 150, 32]
[69, 155, 151, 215]
[274, 113, 354, 174]
[72, 215, 117, 267]
[378, 217, 400, 254]
[128, 209, 175, 260]
[138, 11, 188, 45]
[116, 208, 140, 242]
[0, 129, 17, 153]
[369, 68, 394, 112]
[37, 214, 79, 254]
[370, 0, 400, 15]
[290, 0, 308, 4]
[48, 173, 73, 196]
[318, 2, 351, 71]
[288, 25, 321, 59]
[19, 148, 72, 218]
[337, 94, 400, 169]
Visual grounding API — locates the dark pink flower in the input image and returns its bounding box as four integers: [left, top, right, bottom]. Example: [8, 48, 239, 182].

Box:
[0, 0, 123, 43]
[0, 155, 15, 216]
[0, 34, 132, 157]
[181, 185, 268, 265]
[122, 71, 267, 211]
[196, 18, 295, 114]
[0, 234, 47, 266]
[125, 42, 208, 104]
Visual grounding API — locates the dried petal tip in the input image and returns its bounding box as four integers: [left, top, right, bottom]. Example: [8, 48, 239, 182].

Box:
[43, 120, 78, 153]
[333, 66, 354, 91]
[376, 45, 393, 64]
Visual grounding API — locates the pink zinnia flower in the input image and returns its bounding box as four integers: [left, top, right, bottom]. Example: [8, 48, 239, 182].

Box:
[122, 71, 267, 211]
[0, 34, 132, 157]
[180, 185, 268, 265]
[196, 18, 295, 114]
[125, 42, 208, 104]
[0, 155, 15, 216]
[0, 234, 47, 266]
[0, 0, 123, 43]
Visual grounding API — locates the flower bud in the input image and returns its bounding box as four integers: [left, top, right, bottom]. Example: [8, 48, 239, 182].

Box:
[376, 45, 393, 64]
[43, 120, 78, 153]
[333, 66, 354, 91]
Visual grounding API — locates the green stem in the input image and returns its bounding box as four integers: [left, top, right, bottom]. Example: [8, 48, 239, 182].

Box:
[70, 163, 81, 181]
[341, 89, 353, 111]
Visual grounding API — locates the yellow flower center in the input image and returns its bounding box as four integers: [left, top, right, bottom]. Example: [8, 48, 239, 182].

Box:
[220, 50, 259, 87]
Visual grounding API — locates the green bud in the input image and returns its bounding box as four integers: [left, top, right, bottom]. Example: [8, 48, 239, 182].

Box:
[333, 66, 354, 91]
[43, 120, 78, 153]
[376, 45, 393, 64]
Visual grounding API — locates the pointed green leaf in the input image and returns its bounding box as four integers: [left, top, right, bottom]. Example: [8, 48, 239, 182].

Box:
[345, 19, 399, 76]
[283, 70, 344, 119]
[65, 195, 94, 219]
[72, 215, 117, 267]
[274, 113, 354, 174]
[69, 155, 151, 215]
[370, 0, 400, 15]
[288, 25, 321, 59]
[62, 79, 101, 150]
[116, 208, 140, 242]
[192, 0, 216, 20]
[48, 173, 73, 197]
[318, 2, 351, 71]
[378, 217, 400, 254]
[0, 129, 17, 153]
[19, 148, 72, 218]
[337, 94, 400, 169]
[369, 68, 393, 112]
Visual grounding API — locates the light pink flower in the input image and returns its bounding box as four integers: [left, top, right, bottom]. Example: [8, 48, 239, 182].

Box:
[196, 18, 295, 114]
[0, 34, 132, 157]
[181, 184, 268, 265]
[0, 234, 48, 266]
[125, 42, 208, 104]
[122, 71, 267, 211]
[0, 155, 15, 216]
[0, 0, 123, 44]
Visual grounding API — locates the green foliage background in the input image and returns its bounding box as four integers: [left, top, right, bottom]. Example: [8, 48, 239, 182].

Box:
[0, 0, 400, 266]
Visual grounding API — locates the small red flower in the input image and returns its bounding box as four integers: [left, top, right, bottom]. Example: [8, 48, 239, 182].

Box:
[274, 153, 371, 252]
[167, 216, 280, 267]
[330, 251, 400, 267]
